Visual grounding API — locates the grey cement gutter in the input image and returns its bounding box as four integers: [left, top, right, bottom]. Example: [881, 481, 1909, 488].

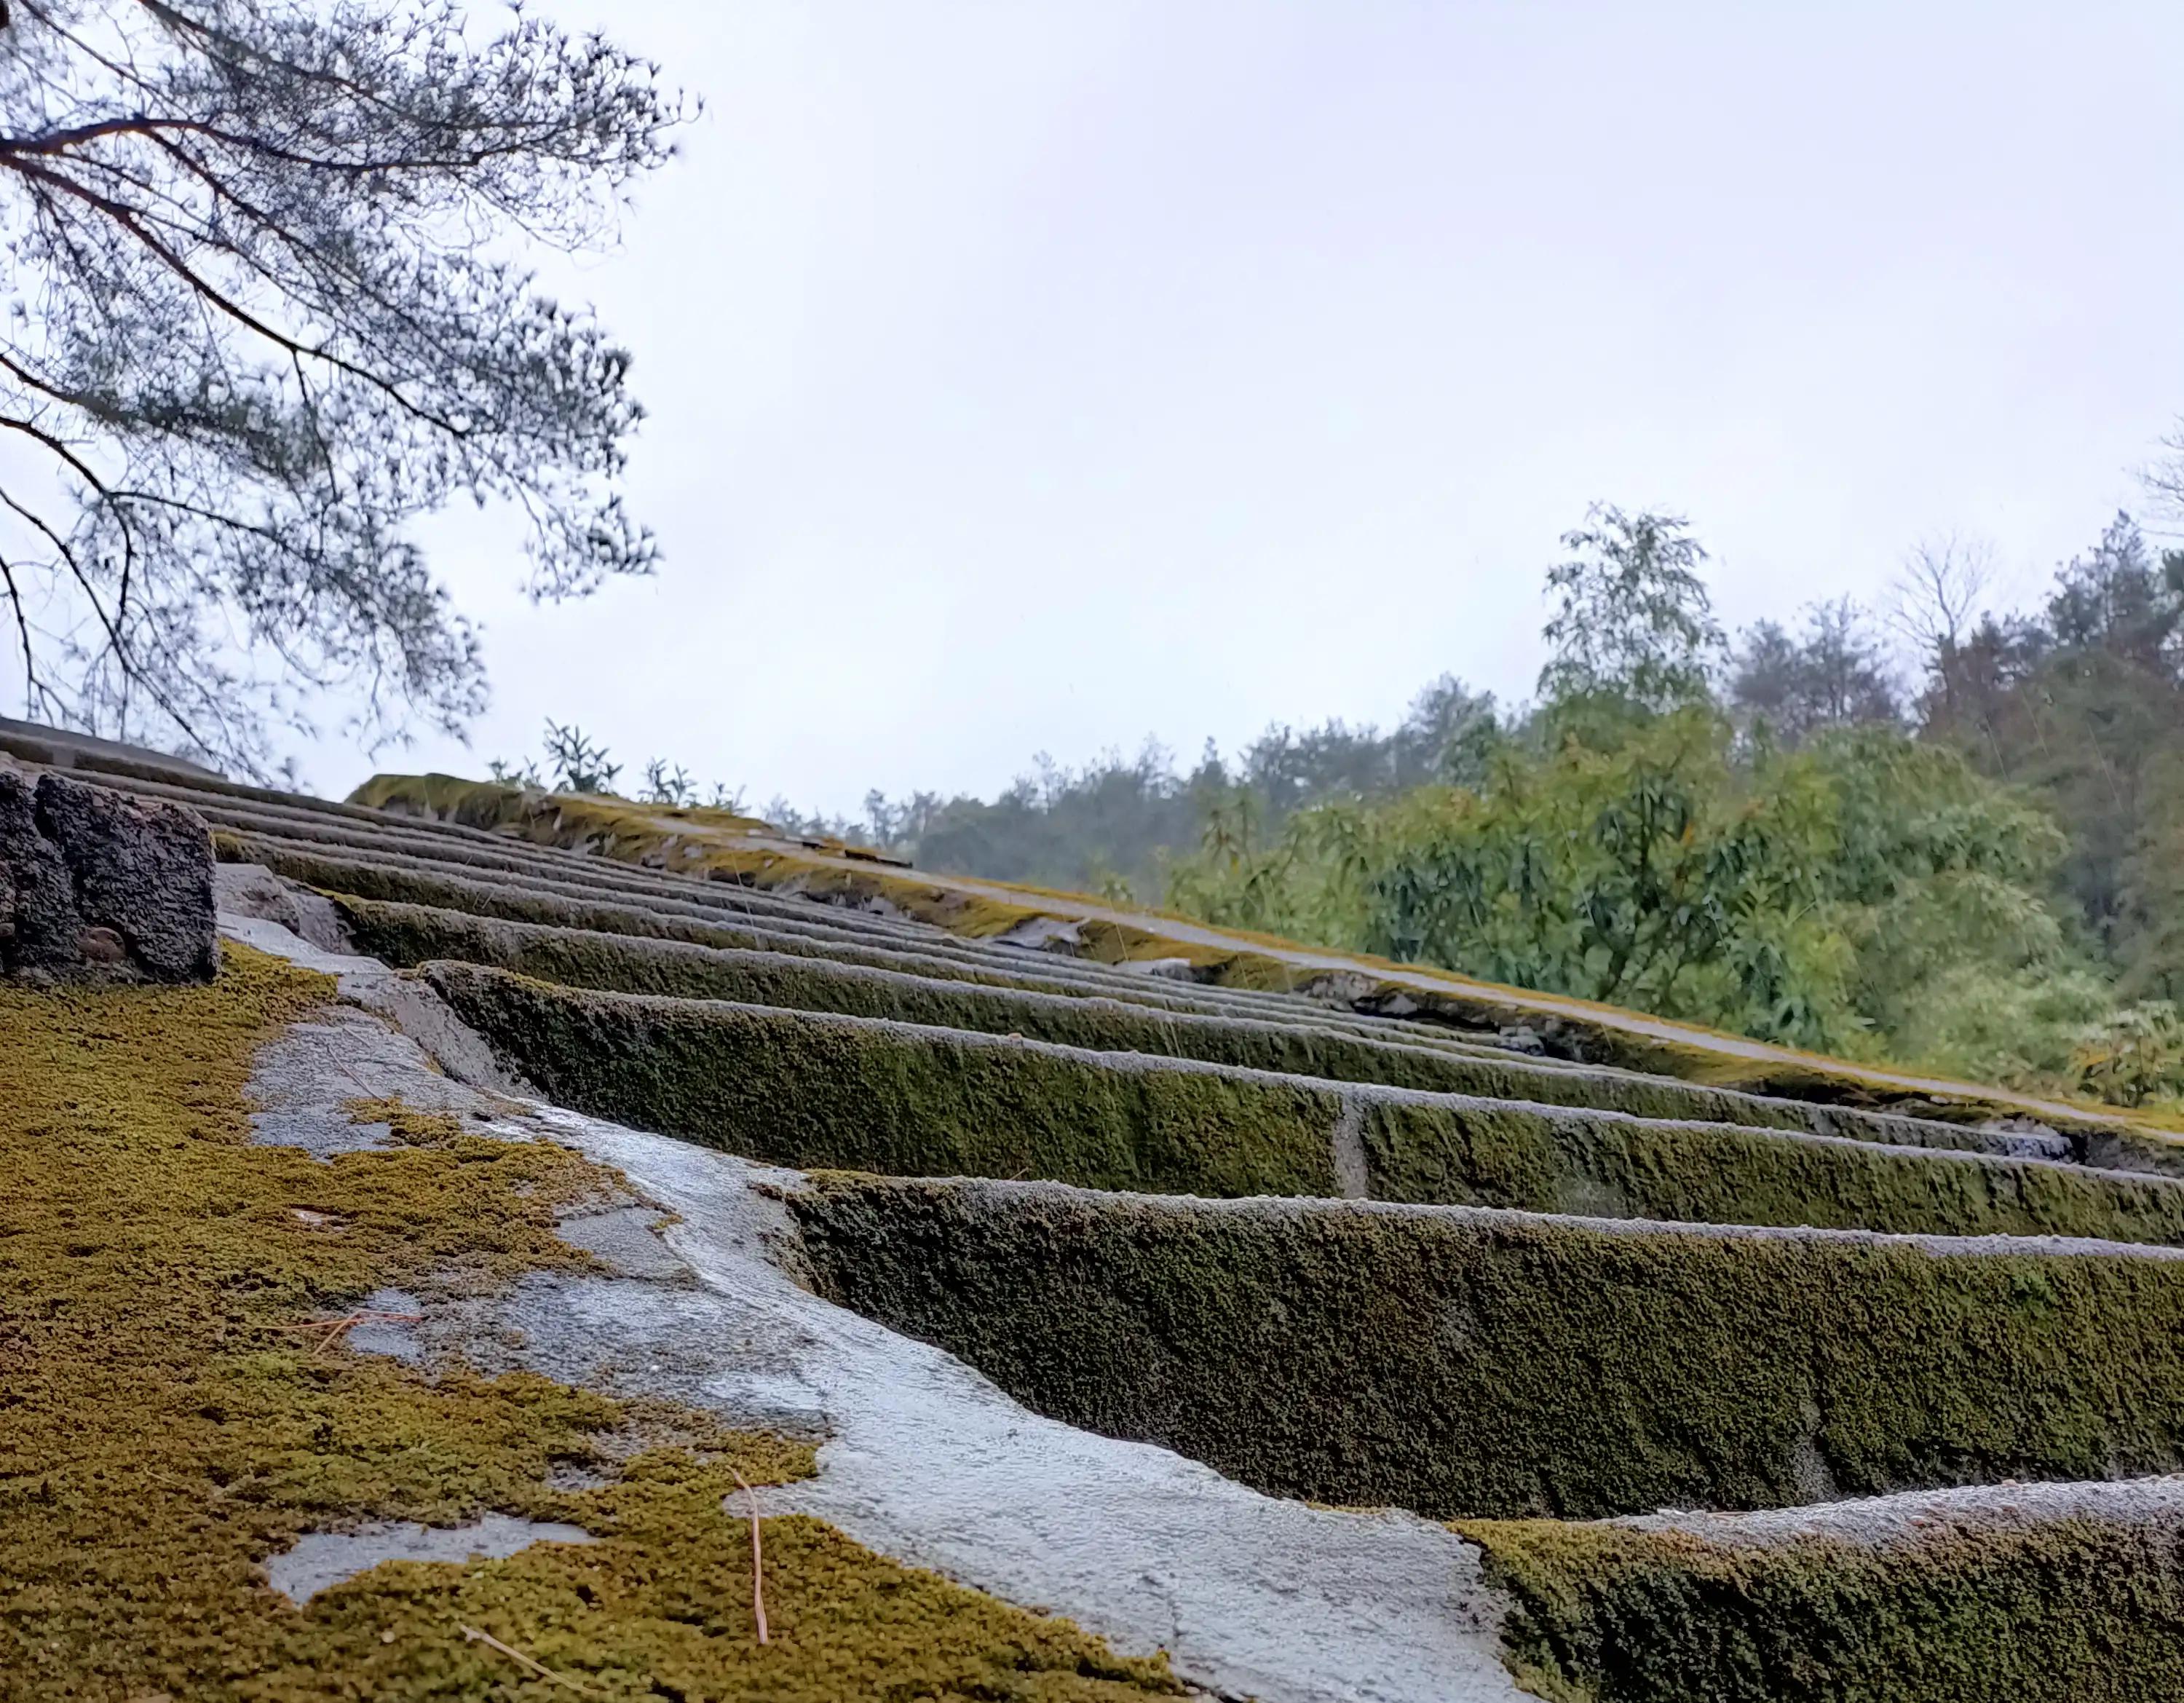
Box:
[226, 910, 1528, 1703]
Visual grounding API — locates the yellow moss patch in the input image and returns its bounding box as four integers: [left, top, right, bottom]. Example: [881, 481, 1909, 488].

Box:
[281, 1455, 1178, 1702]
[348, 774, 777, 856]
[0, 945, 1182, 1699]
[344, 1094, 475, 1148]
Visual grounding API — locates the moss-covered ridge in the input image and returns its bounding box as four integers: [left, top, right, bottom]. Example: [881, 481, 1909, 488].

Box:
[218, 822, 1652, 1078]
[350, 770, 785, 853]
[1461, 1499, 2184, 1702]
[428, 958, 1343, 1200]
[337, 892, 2024, 1153]
[209, 817, 1436, 1037]
[198, 795, 946, 953]
[0, 944, 1181, 1699]
[787, 1171, 2184, 1525]
[422, 959, 2184, 1246]
[202, 829, 2129, 1170]
[347, 770, 2184, 1145]
[349, 773, 1198, 955]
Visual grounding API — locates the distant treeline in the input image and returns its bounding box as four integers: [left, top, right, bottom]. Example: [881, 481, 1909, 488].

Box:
[772, 672, 1500, 906]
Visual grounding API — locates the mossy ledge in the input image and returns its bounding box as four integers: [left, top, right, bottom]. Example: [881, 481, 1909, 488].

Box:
[426, 959, 1342, 1199]
[339, 891, 1986, 1147]
[1462, 1506, 2184, 1702]
[217, 831, 1321, 1026]
[0, 943, 1182, 1699]
[208, 832, 2130, 1171]
[425, 960, 2184, 1246]
[200, 800, 2184, 1176]
[201, 805, 1509, 1052]
[788, 1173, 2184, 1522]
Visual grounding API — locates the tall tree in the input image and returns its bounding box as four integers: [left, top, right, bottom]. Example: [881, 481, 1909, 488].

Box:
[1916, 513, 2184, 990]
[1238, 676, 1503, 822]
[0, 0, 686, 773]
[2149, 417, 2184, 531]
[1729, 598, 1902, 746]
[1538, 505, 1722, 722]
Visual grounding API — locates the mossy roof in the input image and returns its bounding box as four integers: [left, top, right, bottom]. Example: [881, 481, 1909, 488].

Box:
[789, 1171, 2184, 1525]
[0, 945, 1182, 1699]
[344, 771, 2184, 1142]
[419, 958, 2184, 1247]
[336, 891, 2037, 1156]
[20, 740, 2184, 1696]
[39, 732, 2184, 1701]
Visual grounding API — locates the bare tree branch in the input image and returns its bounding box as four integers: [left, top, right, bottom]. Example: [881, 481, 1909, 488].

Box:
[1891, 534, 1995, 659]
[2148, 426, 2184, 536]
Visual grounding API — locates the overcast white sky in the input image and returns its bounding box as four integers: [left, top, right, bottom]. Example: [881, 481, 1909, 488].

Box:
[302, 0, 2184, 810]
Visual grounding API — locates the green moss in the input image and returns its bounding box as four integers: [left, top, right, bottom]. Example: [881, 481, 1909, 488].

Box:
[344, 774, 1053, 934]
[0, 944, 1182, 1699]
[423, 960, 2184, 1246]
[1360, 1095, 2184, 1244]
[213, 807, 765, 914]
[219, 832, 1206, 1011]
[790, 1174, 2184, 1522]
[1658, 1040, 2180, 1151]
[333, 894, 1868, 1137]
[349, 771, 776, 844]
[1460, 1514, 2184, 1702]
[247, 831, 1594, 1062]
[427, 961, 1342, 1198]
[218, 832, 855, 953]
[224, 796, 2184, 1161]
[344, 1093, 475, 1146]
[234, 1458, 1181, 1702]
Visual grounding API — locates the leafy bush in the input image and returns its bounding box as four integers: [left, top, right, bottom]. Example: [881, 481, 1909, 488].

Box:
[1163, 509, 2116, 1086]
[2073, 1003, 2184, 1108]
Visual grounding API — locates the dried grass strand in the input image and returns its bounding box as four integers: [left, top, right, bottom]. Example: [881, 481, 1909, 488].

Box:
[269, 1308, 422, 1357]
[459, 1623, 601, 1694]
[727, 1468, 769, 1645]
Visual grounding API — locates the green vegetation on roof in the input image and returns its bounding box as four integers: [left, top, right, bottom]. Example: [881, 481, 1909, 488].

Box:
[335, 893, 1884, 1139]
[425, 960, 2184, 1245]
[1463, 1512, 2184, 1703]
[790, 1174, 2184, 1523]
[344, 767, 2184, 1145]
[0, 944, 1180, 1699]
